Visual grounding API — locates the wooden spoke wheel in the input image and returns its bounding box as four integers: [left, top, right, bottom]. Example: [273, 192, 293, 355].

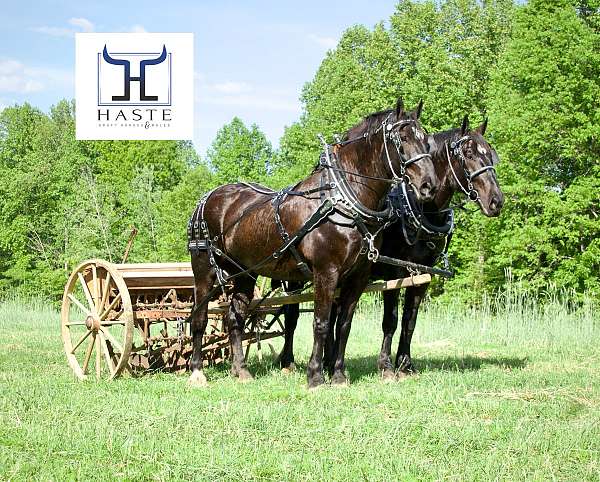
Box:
[61, 259, 133, 380]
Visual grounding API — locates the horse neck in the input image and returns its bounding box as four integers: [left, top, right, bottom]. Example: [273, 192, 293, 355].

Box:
[335, 133, 391, 210]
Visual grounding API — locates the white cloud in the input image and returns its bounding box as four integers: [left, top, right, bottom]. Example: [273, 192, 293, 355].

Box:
[32, 17, 95, 37]
[129, 24, 148, 33]
[69, 17, 95, 32]
[194, 78, 297, 112]
[308, 33, 337, 49]
[198, 93, 299, 113]
[0, 60, 44, 93]
[0, 59, 73, 94]
[211, 81, 252, 94]
[31, 26, 73, 37]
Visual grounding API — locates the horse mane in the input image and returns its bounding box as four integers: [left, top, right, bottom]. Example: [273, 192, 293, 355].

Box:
[310, 109, 396, 173]
[342, 109, 394, 141]
[430, 127, 461, 159]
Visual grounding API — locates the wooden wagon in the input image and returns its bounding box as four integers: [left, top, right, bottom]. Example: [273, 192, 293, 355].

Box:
[60, 258, 431, 380]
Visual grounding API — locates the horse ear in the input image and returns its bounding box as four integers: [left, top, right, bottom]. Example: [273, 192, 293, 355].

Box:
[476, 117, 488, 135]
[415, 99, 424, 119]
[460, 115, 469, 135]
[395, 97, 405, 118]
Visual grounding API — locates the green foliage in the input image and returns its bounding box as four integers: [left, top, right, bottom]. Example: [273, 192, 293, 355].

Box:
[155, 162, 216, 261]
[275, 0, 514, 178]
[0, 99, 280, 298]
[207, 117, 272, 184]
[483, 0, 600, 296]
[0, 101, 89, 296]
[277, 23, 403, 176]
[0, 101, 216, 298]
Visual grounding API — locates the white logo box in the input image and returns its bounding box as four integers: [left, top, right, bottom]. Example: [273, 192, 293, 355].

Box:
[76, 33, 194, 140]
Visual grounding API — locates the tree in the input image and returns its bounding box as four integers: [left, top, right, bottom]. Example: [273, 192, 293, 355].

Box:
[0, 100, 204, 298]
[0, 101, 89, 297]
[276, 24, 401, 178]
[207, 117, 272, 184]
[275, 0, 514, 181]
[155, 162, 216, 261]
[275, 0, 517, 301]
[485, 0, 600, 295]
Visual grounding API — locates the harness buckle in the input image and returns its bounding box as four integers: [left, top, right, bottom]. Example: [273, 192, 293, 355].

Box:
[367, 248, 379, 262]
[442, 252, 450, 270]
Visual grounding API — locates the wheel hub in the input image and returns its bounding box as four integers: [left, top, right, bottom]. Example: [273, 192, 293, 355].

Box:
[85, 314, 101, 331]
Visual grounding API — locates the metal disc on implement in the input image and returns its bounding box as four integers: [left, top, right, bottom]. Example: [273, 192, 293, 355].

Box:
[61, 259, 133, 380]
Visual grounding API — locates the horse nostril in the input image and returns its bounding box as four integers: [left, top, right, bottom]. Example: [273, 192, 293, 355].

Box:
[419, 182, 435, 198]
[489, 195, 503, 213]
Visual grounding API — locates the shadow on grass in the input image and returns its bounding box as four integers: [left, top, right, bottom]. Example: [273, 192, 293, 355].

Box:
[346, 354, 528, 382]
[213, 352, 528, 385]
[137, 352, 527, 385]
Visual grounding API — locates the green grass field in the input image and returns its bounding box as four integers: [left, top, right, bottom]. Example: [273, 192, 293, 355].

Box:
[1, 292, 599, 481]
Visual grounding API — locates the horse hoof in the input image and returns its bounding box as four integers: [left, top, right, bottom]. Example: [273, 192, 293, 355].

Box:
[188, 369, 208, 388]
[331, 372, 349, 386]
[395, 370, 414, 381]
[281, 362, 296, 374]
[307, 374, 325, 390]
[381, 369, 396, 382]
[235, 368, 254, 383]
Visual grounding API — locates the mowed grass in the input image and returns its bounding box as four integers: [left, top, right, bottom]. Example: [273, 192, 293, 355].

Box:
[1, 292, 600, 481]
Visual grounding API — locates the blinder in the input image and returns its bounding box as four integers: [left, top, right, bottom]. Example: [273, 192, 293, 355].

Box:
[448, 135, 497, 202]
[378, 116, 432, 185]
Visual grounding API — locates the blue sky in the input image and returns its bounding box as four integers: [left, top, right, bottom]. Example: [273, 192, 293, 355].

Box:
[0, 0, 398, 155]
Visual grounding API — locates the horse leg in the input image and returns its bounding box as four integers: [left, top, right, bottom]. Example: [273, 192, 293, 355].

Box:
[395, 284, 428, 377]
[307, 267, 339, 389]
[323, 301, 338, 376]
[228, 277, 256, 382]
[188, 253, 217, 388]
[330, 275, 369, 386]
[279, 281, 303, 372]
[279, 303, 299, 372]
[377, 289, 400, 381]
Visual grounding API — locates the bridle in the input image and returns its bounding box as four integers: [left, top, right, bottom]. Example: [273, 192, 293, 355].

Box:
[376, 113, 432, 187]
[446, 135, 496, 203]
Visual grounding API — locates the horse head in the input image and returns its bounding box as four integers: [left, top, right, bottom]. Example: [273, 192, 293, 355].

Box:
[446, 116, 504, 217]
[386, 98, 438, 203]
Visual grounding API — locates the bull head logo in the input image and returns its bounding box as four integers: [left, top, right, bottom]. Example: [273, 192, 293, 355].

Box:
[102, 45, 167, 101]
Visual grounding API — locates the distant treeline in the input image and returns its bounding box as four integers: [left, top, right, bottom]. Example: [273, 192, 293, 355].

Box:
[0, 0, 598, 301]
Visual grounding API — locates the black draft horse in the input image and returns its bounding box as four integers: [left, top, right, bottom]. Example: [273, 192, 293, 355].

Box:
[278, 116, 505, 380]
[187, 100, 438, 388]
